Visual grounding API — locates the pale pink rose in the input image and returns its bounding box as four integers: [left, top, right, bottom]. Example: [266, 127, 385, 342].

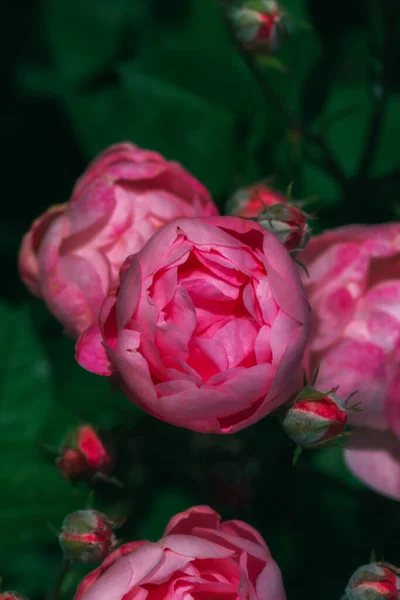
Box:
[18, 142, 217, 338]
[76, 216, 310, 433]
[73, 505, 286, 600]
[302, 223, 400, 499]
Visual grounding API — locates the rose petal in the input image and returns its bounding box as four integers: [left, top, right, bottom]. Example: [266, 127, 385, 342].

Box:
[79, 544, 164, 600]
[269, 311, 299, 365]
[117, 255, 142, 331]
[256, 560, 287, 600]
[266, 264, 309, 326]
[160, 534, 235, 559]
[164, 506, 221, 537]
[209, 364, 273, 404]
[344, 429, 400, 500]
[18, 204, 66, 297]
[152, 383, 251, 421]
[221, 521, 270, 554]
[212, 318, 258, 368]
[315, 339, 388, 430]
[144, 550, 192, 585]
[75, 325, 114, 376]
[108, 344, 158, 408]
[193, 529, 267, 561]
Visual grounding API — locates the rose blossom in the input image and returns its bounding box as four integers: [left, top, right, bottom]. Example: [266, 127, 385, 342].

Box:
[73, 505, 286, 600]
[301, 223, 400, 499]
[18, 142, 217, 337]
[76, 216, 310, 433]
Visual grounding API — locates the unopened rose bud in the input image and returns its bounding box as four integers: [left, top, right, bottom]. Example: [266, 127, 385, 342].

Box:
[57, 425, 113, 482]
[0, 593, 29, 600]
[57, 448, 88, 480]
[229, 182, 310, 251]
[228, 1, 290, 53]
[281, 385, 351, 449]
[345, 562, 400, 600]
[59, 510, 117, 564]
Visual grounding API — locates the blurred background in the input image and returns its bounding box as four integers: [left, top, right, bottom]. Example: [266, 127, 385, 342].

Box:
[1, 0, 400, 598]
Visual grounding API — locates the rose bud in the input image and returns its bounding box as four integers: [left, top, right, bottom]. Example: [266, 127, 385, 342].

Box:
[19, 142, 218, 338]
[229, 182, 310, 252]
[59, 510, 118, 564]
[228, 0, 290, 53]
[73, 505, 287, 600]
[76, 216, 310, 434]
[345, 562, 400, 600]
[0, 594, 29, 600]
[57, 425, 113, 482]
[301, 223, 400, 499]
[281, 384, 351, 449]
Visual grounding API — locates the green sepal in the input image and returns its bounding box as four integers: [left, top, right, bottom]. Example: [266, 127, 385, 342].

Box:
[293, 446, 303, 466]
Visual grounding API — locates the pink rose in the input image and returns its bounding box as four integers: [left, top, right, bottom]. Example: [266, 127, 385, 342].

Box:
[73, 505, 286, 600]
[76, 216, 310, 433]
[18, 142, 217, 337]
[302, 223, 400, 499]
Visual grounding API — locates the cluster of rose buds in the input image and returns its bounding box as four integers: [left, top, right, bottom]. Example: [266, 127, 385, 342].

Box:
[227, 0, 290, 53]
[57, 425, 113, 483]
[59, 510, 119, 564]
[345, 562, 400, 600]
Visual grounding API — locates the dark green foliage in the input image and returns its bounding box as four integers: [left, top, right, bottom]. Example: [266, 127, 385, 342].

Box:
[2, 0, 400, 598]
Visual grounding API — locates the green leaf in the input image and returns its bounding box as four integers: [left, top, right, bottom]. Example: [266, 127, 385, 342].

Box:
[312, 445, 366, 491]
[63, 67, 237, 196]
[321, 83, 370, 177]
[300, 54, 334, 125]
[0, 303, 83, 594]
[0, 303, 51, 444]
[293, 446, 303, 465]
[282, 0, 309, 22]
[374, 96, 400, 177]
[41, 336, 139, 440]
[370, 549, 377, 563]
[43, 0, 145, 85]
[301, 161, 342, 210]
[123, 46, 264, 115]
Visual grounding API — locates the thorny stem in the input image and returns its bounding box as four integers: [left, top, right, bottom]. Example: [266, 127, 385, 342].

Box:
[219, 3, 348, 191]
[220, 1, 400, 206]
[48, 559, 73, 600]
[236, 43, 299, 130]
